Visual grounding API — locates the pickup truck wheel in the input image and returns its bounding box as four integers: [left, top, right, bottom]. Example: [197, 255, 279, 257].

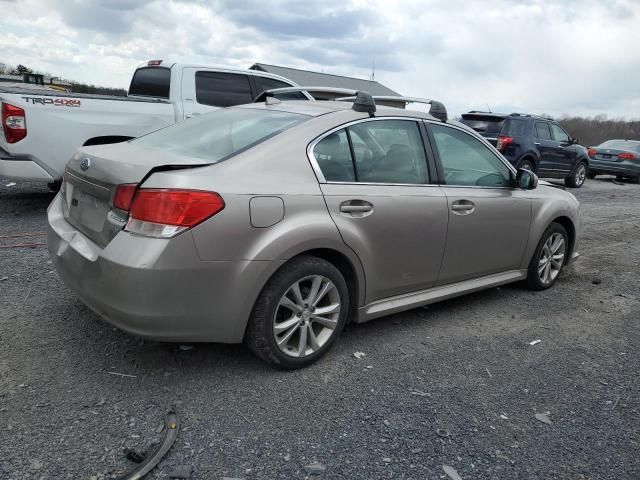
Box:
[245, 255, 349, 369]
[564, 161, 587, 188]
[47, 180, 61, 192]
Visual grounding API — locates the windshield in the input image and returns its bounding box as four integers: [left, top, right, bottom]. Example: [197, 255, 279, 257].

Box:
[598, 140, 640, 152]
[460, 115, 506, 136]
[133, 108, 309, 162]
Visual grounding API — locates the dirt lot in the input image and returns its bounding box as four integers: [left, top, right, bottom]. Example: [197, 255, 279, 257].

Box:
[0, 176, 638, 480]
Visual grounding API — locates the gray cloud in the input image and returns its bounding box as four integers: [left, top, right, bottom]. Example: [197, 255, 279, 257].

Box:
[0, 0, 639, 118]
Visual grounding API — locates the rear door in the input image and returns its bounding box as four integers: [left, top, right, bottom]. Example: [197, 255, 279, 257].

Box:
[549, 123, 575, 173]
[533, 121, 557, 173]
[312, 118, 448, 303]
[427, 122, 531, 284]
[181, 68, 254, 119]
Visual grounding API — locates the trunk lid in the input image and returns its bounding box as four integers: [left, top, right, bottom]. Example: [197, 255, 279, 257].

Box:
[592, 148, 627, 162]
[62, 142, 206, 247]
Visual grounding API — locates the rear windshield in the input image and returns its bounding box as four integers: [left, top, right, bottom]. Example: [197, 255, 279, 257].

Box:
[460, 115, 505, 136]
[133, 108, 309, 162]
[598, 140, 640, 152]
[129, 67, 171, 98]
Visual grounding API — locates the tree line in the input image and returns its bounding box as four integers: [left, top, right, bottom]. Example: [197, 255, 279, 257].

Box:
[558, 116, 640, 148]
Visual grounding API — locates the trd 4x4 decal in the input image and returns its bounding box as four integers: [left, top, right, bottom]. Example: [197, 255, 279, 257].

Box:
[21, 97, 81, 107]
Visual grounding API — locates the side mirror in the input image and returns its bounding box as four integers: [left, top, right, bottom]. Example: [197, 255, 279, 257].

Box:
[516, 168, 538, 190]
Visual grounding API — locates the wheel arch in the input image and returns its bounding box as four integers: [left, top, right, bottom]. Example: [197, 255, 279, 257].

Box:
[550, 215, 576, 262]
[518, 153, 539, 171]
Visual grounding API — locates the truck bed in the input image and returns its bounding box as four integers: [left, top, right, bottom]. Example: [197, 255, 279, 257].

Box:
[0, 85, 169, 103]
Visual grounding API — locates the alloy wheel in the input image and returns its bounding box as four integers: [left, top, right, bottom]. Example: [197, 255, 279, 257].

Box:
[575, 164, 586, 186]
[273, 275, 341, 357]
[538, 232, 566, 285]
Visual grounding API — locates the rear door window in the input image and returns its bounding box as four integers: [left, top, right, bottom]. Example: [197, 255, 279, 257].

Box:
[195, 71, 253, 107]
[535, 122, 552, 140]
[313, 120, 429, 184]
[129, 67, 171, 98]
[313, 130, 355, 182]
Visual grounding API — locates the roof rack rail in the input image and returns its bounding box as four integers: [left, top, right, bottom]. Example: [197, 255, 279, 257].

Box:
[254, 86, 359, 103]
[253, 87, 447, 122]
[336, 95, 447, 122]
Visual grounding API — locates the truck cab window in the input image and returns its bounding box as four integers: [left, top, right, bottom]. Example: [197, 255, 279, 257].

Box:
[195, 71, 253, 107]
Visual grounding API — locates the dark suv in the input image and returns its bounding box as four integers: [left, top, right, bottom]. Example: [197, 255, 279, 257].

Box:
[460, 112, 590, 188]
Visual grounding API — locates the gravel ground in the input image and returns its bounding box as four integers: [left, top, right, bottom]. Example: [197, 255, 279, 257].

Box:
[0, 176, 639, 480]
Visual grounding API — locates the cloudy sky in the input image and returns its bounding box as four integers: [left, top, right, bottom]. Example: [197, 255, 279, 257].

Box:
[1, 0, 639, 118]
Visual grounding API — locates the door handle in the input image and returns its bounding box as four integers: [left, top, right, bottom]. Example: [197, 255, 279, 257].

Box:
[451, 200, 475, 215]
[339, 200, 373, 216]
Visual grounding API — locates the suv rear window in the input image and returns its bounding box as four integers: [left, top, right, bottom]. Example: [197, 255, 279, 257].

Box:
[129, 67, 171, 98]
[133, 108, 309, 162]
[460, 115, 505, 136]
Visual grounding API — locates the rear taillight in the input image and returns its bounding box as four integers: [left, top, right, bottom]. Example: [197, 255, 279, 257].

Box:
[496, 135, 513, 152]
[2, 103, 27, 144]
[618, 152, 636, 160]
[125, 189, 225, 238]
[587, 148, 597, 157]
[113, 184, 138, 211]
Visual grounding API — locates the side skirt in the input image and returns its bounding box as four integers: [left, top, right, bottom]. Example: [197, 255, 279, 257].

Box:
[355, 270, 527, 323]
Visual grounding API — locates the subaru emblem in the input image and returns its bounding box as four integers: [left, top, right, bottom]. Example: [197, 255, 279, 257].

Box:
[80, 157, 91, 171]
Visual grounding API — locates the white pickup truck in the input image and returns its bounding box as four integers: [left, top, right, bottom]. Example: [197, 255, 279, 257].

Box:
[0, 60, 307, 187]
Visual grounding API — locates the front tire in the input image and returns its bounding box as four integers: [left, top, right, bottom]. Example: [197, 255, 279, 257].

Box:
[565, 161, 587, 188]
[525, 222, 569, 291]
[246, 256, 349, 369]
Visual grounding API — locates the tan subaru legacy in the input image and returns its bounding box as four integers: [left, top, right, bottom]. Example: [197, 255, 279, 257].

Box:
[48, 91, 581, 368]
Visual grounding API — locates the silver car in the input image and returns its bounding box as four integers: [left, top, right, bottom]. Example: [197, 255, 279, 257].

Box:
[47, 91, 582, 368]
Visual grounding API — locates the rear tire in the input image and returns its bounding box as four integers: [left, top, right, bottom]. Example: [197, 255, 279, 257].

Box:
[245, 256, 349, 369]
[525, 222, 569, 291]
[518, 159, 535, 172]
[564, 161, 587, 188]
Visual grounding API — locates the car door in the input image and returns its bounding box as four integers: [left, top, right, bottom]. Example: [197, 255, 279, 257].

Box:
[534, 121, 557, 173]
[426, 122, 532, 285]
[181, 68, 254, 119]
[549, 123, 575, 173]
[311, 118, 449, 303]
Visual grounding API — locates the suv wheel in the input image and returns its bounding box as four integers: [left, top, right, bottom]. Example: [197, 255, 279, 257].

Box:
[246, 256, 349, 369]
[565, 161, 587, 188]
[525, 223, 568, 291]
[518, 159, 535, 172]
